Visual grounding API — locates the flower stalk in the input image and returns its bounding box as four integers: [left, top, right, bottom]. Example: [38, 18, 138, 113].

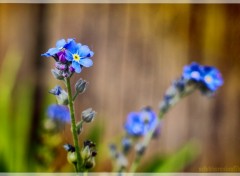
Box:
[66, 77, 83, 172]
[129, 85, 197, 172]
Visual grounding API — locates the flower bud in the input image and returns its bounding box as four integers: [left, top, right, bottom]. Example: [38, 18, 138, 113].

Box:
[122, 137, 132, 154]
[51, 69, 64, 80]
[63, 144, 77, 165]
[49, 85, 62, 95]
[81, 146, 91, 160]
[56, 89, 68, 105]
[135, 142, 146, 156]
[84, 157, 95, 169]
[67, 151, 77, 165]
[116, 153, 128, 169]
[75, 78, 88, 94]
[55, 62, 67, 71]
[82, 108, 96, 123]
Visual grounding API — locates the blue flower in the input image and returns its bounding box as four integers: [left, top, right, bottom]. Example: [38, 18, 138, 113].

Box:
[201, 66, 224, 92]
[47, 104, 70, 123]
[124, 107, 158, 137]
[41, 38, 74, 57]
[65, 40, 94, 73]
[182, 62, 223, 92]
[183, 62, 203, 81]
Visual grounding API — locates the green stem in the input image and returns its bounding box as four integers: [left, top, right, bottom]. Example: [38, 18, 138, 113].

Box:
[66, 77, 83, 172]
[129, 113, 164, 173]
[73, 91, 79, 102]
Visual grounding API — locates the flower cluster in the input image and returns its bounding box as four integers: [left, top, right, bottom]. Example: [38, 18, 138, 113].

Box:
[43, 38, 97, 172]
[110, 107, 160, 171]
[183, 62, 223, 92]
[160, 62, 224, 114]
[42, 38, 94, 77]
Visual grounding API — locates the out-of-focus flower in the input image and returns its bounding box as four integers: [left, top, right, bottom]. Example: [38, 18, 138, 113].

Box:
[121, 137, 132, 154]
[47, 104, 70, 123]
[201, 66, 223, 92]
[183, 62, 203, 82]
[182, 62, 223, 92]
[81, 140, 97, 169]
[41, 38, 74, 57]
[124, 107, 158, 137]
[65, 40, 94, 73]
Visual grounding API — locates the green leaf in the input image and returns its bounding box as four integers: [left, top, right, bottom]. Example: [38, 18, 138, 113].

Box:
[154, 140, 200, 172]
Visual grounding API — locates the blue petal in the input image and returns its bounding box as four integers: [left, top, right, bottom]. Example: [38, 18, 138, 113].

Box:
[56, 39, 66, 48]
[65, 40, 78, 54]
[72, 61, 82, 73]
[42, 48, 59, 57]
[80, 58, 93, 67]
[89, 51, 94, 57]
[65, 50, 73, 61]
[79, 45, 91, 57]
[67, 38, 75, 43]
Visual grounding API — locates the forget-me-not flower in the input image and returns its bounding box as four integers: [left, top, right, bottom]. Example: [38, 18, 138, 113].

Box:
[182, 62, 223, 92]
[124, 107, 158, 137]
[65, 40, 94, 73]
[47, 104, 70, 123]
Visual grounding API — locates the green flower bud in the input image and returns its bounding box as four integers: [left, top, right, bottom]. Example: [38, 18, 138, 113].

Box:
[63, 144, 77, 165]
[84, 157, 95, 169]
[81, 146, 91, 160]
[67, 151, 77, 165]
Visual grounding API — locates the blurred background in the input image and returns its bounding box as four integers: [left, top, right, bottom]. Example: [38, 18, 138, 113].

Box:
[0, 4, 240, 172]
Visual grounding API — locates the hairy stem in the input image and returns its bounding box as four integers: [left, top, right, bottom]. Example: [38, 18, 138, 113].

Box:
[66, 77, 83, 172]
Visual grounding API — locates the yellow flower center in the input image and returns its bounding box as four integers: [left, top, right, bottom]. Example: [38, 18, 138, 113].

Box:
[204, 76, 212, 83]
[73, 54, 80, 62]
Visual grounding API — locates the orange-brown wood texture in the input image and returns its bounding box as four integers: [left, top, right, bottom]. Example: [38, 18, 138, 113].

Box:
[0, 4, 240, 172]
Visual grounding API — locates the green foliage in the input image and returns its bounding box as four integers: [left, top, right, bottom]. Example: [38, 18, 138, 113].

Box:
[144, 141, 200, 172]
[0, 49, 33, 171]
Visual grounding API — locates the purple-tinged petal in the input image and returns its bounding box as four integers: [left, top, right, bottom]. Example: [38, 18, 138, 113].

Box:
[80, 58, 93, 67]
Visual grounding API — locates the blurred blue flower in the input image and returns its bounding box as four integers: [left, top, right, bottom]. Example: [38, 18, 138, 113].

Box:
[183, 62, 203, 81]
[65, 40, 94, 73]
[41, 38, 74, 57]
[47, 104, 70, 123]
[183, 62, 223, 92]
[201, 66, 224, 92]
[124, 107, 158, 137]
